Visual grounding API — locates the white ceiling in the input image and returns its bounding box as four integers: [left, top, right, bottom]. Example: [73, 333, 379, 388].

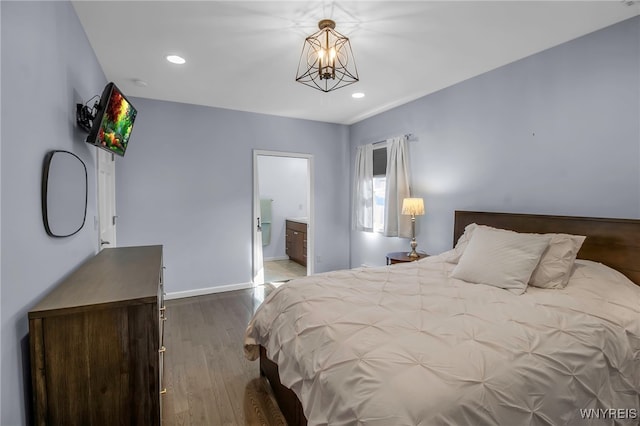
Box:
[72, 1, 639, 125]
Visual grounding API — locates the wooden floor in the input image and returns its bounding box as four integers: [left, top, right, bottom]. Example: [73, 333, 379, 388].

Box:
[161, 285, 284, 425]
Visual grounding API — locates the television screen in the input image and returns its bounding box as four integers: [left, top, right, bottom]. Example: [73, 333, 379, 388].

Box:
[86, 82, 137, 156]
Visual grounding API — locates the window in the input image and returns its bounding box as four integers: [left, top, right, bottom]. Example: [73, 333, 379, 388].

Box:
[372, 146, 387, 233]
[353, 137, 409, 236]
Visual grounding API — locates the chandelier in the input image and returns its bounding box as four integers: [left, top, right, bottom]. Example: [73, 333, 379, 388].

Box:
[295, 19, 359, 92]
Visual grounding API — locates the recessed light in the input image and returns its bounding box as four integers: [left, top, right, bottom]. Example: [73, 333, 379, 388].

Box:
[352, 92, 365, 99]
[166, 55, 186, 65]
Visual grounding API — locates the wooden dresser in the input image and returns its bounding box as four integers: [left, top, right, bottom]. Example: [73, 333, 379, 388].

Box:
[29, 245, 165, 425]
[285, 220, 307, 267]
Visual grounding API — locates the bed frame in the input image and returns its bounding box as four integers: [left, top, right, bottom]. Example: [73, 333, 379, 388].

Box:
[260, 210, 640, 425]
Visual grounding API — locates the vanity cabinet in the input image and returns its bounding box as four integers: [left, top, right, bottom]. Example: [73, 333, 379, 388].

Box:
[286, 220, 307, 267]
[29, 245, 165, 426]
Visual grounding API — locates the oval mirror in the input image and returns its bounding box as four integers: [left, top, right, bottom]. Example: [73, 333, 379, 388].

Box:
[42, 150, 88, 237]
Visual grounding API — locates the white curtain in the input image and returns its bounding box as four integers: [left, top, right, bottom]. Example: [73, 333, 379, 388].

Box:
[352, 143, 374, 231]
[384, 136, 411, 237]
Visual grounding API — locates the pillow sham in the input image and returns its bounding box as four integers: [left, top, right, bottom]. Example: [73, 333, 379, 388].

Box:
[451, 226, 551, 295]
[448, 223, 586, 289]
[528, 233, 586, 289]
[445, 223, 477, 264]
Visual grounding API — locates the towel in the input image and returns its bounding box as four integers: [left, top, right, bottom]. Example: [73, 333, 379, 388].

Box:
[261, 223, 271, 246]
[260, 199, 272, 224]
[260, 199, 272, 246]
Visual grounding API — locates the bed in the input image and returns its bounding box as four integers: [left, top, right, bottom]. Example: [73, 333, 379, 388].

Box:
[244, 211, 640, 425]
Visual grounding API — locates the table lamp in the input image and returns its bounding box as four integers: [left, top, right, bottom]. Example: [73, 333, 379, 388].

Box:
[401, 198, 425, 258]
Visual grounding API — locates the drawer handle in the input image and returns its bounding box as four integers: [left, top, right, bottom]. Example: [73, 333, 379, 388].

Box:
[294, 231, 299, 235]
[160, 388, 167, 395]
[159, 346, 166, 354]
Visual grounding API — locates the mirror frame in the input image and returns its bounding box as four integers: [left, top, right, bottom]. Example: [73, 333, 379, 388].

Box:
[42, 150, 88, 237]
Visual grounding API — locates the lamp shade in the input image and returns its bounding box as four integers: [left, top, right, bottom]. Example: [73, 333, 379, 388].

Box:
[402, 198, 425, 216]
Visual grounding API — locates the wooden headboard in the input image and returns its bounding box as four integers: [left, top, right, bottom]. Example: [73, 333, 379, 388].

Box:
[454, 211, 640, 286]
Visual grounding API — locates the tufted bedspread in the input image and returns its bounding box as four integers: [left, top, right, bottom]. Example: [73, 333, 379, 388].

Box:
[244, 253, 640, 425]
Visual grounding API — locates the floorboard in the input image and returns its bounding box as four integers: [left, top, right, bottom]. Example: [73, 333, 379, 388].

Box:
[162, 285, 284, 425]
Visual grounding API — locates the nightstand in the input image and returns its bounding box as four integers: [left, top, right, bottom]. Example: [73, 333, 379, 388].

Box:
[386, 251, 428, 265]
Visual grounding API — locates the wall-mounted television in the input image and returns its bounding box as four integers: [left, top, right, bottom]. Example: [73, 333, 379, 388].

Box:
[86, 82, 137, 157]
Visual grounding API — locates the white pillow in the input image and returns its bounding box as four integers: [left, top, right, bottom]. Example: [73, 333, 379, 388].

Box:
[445, 223, 478, 264]
[448, 223, 586, 289]
[528, 233, 586, 289]
[451, 226, 551, 294]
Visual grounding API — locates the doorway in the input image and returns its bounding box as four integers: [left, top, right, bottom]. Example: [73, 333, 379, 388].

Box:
[252, 150, 313, 285]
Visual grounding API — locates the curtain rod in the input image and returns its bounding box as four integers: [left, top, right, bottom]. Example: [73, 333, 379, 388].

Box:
[371, 133, 414, 146]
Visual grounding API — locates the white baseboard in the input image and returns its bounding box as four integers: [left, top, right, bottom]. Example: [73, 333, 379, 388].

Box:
[263, 256, 289, 262]
[165, 282, 254, 300]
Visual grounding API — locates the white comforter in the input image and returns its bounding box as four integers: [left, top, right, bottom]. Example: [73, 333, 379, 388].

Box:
[244, 253, 640, 425]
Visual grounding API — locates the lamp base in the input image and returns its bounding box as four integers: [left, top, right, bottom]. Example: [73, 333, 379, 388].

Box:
[407, 238, 419, 258]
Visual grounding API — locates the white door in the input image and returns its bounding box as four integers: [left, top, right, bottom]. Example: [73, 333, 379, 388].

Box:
[252, 153, 265, 284]
[97, 149, 116, 249]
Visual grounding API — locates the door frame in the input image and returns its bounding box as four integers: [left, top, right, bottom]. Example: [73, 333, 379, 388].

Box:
[252, 150, 314, 285]
[97, 149, 117, 250]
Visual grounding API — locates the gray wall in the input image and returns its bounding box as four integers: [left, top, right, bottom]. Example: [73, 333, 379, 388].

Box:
[1, 2, 638, 423]
[349, 16, 640, 268]
[115, 98, 350, 294]
[1, 1, 106, 424]
[258, 156, 308, 260]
